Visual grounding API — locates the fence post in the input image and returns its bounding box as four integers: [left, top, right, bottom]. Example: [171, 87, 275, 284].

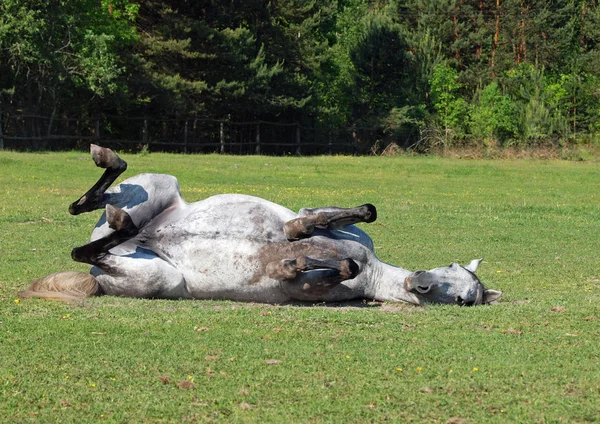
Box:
[142, 118, 148, 146]
[0, 106, 3, 150]
[184, 119, 188, 153]
[328, 129, 332, 155]
[255, 123, 260, 155]
[46, 107, 55, 140]
[94, 117, 100, 141]
[220, 121, 225, 154]
[295, 124, 301, 155]
[193, 117, 197, 149]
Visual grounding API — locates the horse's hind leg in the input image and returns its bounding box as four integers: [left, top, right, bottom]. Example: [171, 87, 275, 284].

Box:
[71, 205, 187, 299]
[266, 256, 359, 299]
[71, 205, 138, 265]
[69, 144, 128, 215]
[284, 204, 377, 241]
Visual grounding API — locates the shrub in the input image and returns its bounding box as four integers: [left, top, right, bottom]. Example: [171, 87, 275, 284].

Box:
[470, 82, 519, 144]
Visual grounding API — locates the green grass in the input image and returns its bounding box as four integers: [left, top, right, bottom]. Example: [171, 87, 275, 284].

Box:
[1, 150, 600, 423]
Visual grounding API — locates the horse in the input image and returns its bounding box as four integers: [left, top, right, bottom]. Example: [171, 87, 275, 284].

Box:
[19, 145, 502, 306]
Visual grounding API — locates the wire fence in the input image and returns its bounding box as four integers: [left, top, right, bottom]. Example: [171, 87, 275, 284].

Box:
[0, 112, 418, 155]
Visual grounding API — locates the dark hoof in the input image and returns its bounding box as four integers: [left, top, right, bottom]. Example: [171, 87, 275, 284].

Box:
[362, 204, 377, 223]
[90, 144, 127, 171]
[106, 205, 138, 235]
[71, 247, 85, 263]
[341, 258, 360, 279]
[68, 193, 102, 215]
[68, 202, 81, 216]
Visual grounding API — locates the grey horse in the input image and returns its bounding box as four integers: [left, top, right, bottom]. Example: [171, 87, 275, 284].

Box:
[20, 145, 502, 305]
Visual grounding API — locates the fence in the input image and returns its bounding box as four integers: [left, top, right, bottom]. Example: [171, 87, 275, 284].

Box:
[0, 112, 417, 155]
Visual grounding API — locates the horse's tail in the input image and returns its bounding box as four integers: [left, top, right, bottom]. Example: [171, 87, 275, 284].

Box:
[18, 271, 100, 303]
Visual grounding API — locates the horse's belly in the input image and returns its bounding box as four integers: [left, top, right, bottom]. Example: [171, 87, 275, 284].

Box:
[168, 239, 291, 303]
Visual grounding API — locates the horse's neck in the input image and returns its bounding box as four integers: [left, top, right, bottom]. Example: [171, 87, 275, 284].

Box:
[370, 261, 419, 304]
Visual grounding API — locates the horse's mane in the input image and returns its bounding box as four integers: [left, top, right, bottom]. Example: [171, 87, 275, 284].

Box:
[19, 271, 100, 303]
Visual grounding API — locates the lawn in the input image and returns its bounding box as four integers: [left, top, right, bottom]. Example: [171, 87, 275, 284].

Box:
[1, 150, 599, 423]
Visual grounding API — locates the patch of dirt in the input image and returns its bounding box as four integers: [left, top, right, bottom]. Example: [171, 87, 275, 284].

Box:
[177, 380, 195, 389]
[282, 299, 384, 310]
[379, 302, 423, 313]
[445, 418, 470, 424]
[501, 328, 524, 336]
[550, 306, 567, 312]
[510, 299, 531, 305]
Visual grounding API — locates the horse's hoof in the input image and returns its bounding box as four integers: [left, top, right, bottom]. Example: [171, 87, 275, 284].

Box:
[90, 144, 126, 170]
[362, 204, 377, 223]
[106, 204, 138, 235]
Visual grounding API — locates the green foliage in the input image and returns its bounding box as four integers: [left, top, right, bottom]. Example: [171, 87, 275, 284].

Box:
[381, 105, 424, 136]
[349, 13, 416, 120]
[131, 0, 319, 119]
[2, 0, 600, 149]
[0, 0, 138, 114]
[429, 64, 469, 139]
[470, 82, 519, 143]
[311, 0, 369, 126]
[78, 32, 125, 97]
[407, 28, 445, 105]
[505, 65, 569, 141]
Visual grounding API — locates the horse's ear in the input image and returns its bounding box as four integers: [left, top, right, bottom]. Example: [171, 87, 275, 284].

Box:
[464, 258, 483, 273]
[483, 289, 502, 304]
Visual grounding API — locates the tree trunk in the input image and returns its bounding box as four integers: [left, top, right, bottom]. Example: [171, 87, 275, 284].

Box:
[491, 0, 500, 78]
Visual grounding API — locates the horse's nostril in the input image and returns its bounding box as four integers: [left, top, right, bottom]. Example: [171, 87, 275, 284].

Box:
[416, 285, 430, 294]
[456, 296, 475, 306]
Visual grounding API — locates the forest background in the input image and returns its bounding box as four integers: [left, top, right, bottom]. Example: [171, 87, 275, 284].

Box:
[1, 0, 600, 154]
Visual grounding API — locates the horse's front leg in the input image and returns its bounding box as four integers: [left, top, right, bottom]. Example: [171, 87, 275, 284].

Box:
[69, 144, 128, 215]
[284, 204, 377, 241]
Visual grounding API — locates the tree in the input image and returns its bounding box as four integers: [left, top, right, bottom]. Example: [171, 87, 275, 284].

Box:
[429, 64, 469, 139]
[131, 0, 331, 122]
[0, 0, 138, 117]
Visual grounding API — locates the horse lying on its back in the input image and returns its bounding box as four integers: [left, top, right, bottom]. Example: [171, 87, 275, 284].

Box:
[20, 145, 502, 306]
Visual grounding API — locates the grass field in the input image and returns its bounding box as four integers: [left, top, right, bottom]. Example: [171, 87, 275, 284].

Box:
[1, 150, 599, 423]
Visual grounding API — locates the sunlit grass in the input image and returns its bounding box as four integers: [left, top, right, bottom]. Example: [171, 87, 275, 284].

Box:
[1, 150, 599, 422]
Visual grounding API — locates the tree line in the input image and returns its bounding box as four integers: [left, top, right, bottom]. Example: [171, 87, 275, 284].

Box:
[1, 0, 599, 153]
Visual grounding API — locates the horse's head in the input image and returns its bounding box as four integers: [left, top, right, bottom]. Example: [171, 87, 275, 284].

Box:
[404, 259, 502, 306]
